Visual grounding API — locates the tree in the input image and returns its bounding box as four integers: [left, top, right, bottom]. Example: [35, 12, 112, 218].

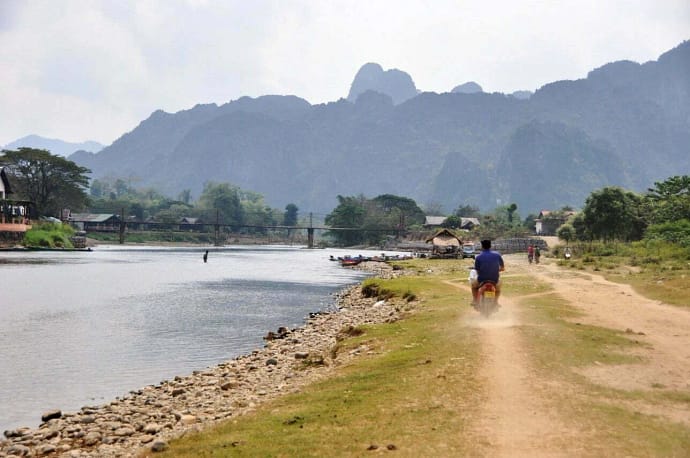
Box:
[178, 189, 192, 205]
[556, 223, 576, 245]
[370, 194, 426, 227]
[645, 175, 690, 224]
[1, 147, 91, 217]
[507, 203, 518, 223]
[198, 182, 243, 226]
[441, 215, 461, 229]
[570, 213, 591, 241]
[325, 195, 367, 246]
[582, 186, 646, 241]
[283, 203, 299, 226]
[454, 204, 481, 217]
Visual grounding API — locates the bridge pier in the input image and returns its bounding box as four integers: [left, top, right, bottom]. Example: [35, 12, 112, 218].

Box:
[307, 228, 314, 248]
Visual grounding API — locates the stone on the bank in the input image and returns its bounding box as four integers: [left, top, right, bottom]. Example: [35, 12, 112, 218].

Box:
[37, 443, 57, 455]
[171, 388, 185, 397]
[220, 381, 238, 390]
[143, 423, 162, 434]
[83, 431, 102, 446]
[41, 409, 62, 422]
[80, 415, 96, 424]
[114, 426, 135, 437]
[180, 415, 197, 425]
[151, 440, 168, 452]
[294, 352, 309, 359]
[4, 428, 32, 439]
[6, 444, 30, 456]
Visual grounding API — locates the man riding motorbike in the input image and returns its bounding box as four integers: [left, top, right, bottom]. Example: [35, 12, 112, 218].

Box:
[471, 239, 505, 306]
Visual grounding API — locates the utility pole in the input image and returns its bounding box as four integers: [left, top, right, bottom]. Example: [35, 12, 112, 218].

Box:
[119, 207, 126, 244]
[214, 209, 220, 246]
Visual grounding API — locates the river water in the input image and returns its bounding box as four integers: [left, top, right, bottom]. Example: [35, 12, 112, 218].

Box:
[0, 245, 391, 432]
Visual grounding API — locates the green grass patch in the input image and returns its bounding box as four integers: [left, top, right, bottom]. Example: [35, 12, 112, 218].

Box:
[152, 273, 483, 457]
[519, 285, 689, 455]
[554, 241, 690, 307]
[87, 231, 215, 244]
[521, 293, 642, 371]
[23, 222, 75, 248]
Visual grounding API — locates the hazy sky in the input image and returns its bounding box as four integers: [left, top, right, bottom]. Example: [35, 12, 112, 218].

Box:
[1, 0, 688, 147]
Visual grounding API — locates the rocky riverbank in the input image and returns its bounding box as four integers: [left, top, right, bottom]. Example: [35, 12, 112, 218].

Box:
[0, 262, 406, 457]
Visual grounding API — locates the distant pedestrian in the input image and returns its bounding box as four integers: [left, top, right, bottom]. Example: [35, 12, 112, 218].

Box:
[527, 244, 534, 264]
[534, 246, 541, 264]
[203, 250, 208, 263]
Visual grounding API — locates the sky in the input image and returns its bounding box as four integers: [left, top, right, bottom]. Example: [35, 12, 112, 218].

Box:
[1, 0, 689, 148]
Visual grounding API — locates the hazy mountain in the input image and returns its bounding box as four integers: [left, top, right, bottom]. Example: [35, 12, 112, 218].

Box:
[510, 90, 533, 100]
[4, 135, 103, 156]
[347, 63, 418, 105]
[452, 81, 483, 94]
[70, 40, 690, 215]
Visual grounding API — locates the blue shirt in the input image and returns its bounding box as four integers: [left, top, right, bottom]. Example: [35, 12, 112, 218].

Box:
[474, 249, 504, 283]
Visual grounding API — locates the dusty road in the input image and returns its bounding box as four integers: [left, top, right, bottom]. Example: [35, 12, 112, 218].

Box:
[458, 254, 690, 456]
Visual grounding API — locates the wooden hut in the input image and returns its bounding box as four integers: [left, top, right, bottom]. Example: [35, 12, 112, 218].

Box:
[425, 228, 462, 258]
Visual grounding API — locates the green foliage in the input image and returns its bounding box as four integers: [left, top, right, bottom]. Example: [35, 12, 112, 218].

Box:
[440, 215, 461, 229]
[1, 147, 91, 217]
[325, 194, 424, 246]
[23, 222, 75, 248]
[582, 186, 646, 241]
[644, 175, 690, 224]
[473, 204, 529, 240]
[556, 223, 576, 244]
[454, 204, 481, 217]
[283, 203, 299, 226]
[361, 279, 394, 300]
[198, 182, 243, 226]
[644, 219, 690, 247]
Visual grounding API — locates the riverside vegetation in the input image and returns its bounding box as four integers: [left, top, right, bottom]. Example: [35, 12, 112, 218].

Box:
[145, 245, 689, 457]
[21, 222, 78, 249]
[1, 247, 687, 456]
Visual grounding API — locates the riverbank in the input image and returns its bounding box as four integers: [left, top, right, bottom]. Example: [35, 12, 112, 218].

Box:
[0, 262, 404, 457]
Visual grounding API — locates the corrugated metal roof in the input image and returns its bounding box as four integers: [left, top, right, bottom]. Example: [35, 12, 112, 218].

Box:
[425, 216, 446, 226]
[70, 213, 119, 222]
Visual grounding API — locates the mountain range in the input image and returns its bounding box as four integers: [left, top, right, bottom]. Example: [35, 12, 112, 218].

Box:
[3, 135, 104, 157]
[62, 41, 690, 215]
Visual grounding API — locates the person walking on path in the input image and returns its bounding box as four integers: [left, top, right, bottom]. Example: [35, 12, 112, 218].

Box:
[527, 244, 534, 264]
[534, 246, 541, 264]
[203, 250, 208, 263]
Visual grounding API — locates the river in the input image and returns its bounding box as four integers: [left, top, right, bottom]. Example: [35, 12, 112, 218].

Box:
[0, 245, 393, 432]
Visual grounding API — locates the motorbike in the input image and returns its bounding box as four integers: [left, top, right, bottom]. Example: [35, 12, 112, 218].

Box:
[476, 281, 499, 317]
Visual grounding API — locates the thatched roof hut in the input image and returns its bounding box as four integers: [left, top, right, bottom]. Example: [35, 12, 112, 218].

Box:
[425, 229, 462, 257]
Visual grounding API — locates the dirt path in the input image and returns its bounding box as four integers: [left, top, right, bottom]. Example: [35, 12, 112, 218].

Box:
[467, 297, 581, 456]
[527, 257, 690, 424]
[451, 254, 690, 455]
[449, 270, 584, 456]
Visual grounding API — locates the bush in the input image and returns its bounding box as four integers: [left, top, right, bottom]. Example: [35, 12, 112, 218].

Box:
[644, 219, 690, 248]
[23, 222, 75, 248]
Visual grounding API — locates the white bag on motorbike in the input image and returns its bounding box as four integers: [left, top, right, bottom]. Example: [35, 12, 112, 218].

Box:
[468, 268, 478, 287]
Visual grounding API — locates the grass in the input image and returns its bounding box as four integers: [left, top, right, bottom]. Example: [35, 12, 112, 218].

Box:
[87, 231, 215, 244]
[145, 258, 689, 457]
[23, 222, 76, 248]
[150, 270, 483, 457]
[553, 240, 690, 307]
[517, 281, 689, 455]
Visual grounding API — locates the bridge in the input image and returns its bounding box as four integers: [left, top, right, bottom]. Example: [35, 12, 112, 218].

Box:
[69, 217, 406, 249]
